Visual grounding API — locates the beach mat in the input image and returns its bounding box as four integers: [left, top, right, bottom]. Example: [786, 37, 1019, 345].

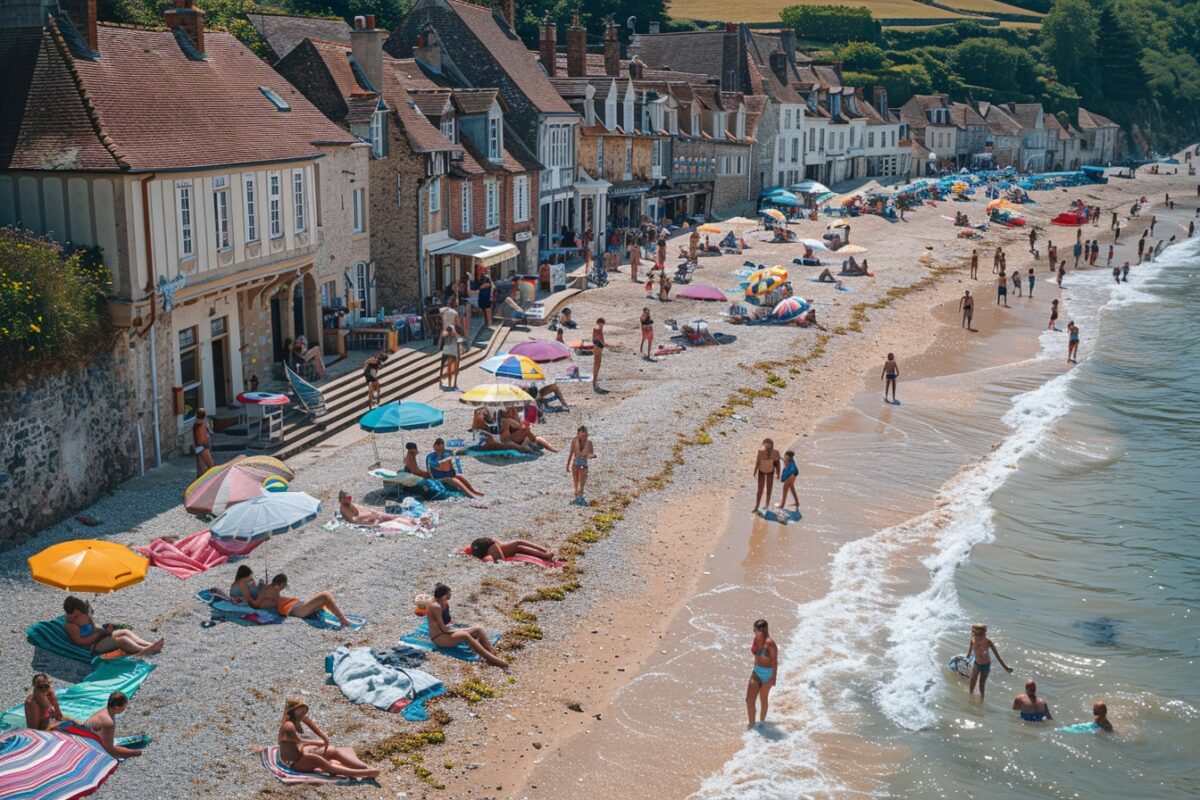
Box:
[400, 620, 500, 662]
[461, 447, 540, 461]
[0, 658, 156, 732]
[26, 617, 126, 664]
[136, 530, 228, 579]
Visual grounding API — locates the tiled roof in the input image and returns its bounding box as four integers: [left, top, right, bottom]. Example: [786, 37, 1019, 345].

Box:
[2, 20, 355, 172]
[977, 102, 1021, 136]
[1077, 107, 1118, 129]
[408, 87, 453, 117]
[747, 31, 812, 65]
[1006, 102, 1044, 130]
[439, 0, 571, 114]
[628, 31, 726, 81]
[246, 12, 349, 61]
[949, 102, 986, 129]
[638, 66, 714, 84]
[450, 88, 498, 115]
[458, 135, 526, 174]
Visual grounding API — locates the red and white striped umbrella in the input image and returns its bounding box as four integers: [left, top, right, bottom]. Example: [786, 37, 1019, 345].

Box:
[0, 726, 118, 800]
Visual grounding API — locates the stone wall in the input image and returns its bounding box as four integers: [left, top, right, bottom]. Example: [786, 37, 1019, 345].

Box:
[0, 337, 142, 551]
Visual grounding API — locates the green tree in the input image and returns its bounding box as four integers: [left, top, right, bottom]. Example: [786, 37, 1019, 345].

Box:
[1093, 2, 1149, 122]
[1039, 0, 1099, 97]
[839, 41, 889, 71]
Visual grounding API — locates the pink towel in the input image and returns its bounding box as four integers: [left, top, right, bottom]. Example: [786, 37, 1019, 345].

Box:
[137, 530, 245, 579]
[505, 554, 566, 568]
[208, 535, 263, 557]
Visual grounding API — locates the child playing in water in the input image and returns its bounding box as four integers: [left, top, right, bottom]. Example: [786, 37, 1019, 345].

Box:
[881, 353, 899, 403]
[1049, 299, 1059, 331]
[1093, 701, 1113, 732]
[965, 623, 1013, 701]
[776, 451, 799, 511]
[1067, 321, 1080, 363]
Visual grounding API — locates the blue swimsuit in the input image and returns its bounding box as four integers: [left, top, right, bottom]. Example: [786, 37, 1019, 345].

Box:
[781, 462, 798, 481]
[752, 646, 774, 683]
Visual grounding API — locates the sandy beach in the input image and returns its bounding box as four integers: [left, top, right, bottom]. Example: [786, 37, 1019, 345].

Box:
[1, 162, 1196, 799]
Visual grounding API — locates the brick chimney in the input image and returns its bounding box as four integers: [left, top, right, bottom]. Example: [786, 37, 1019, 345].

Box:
[497, 0, 514, 29]
[604, 22, 620, 77]
[720, 22, 742, 92]
[413, 25, 441, 72]
[351, 15, 387, 92]
[627, 56, 644, 81]
[165, 0, 204, 54]
[873, 86, 888, 117]
[768, 50, 788, 85]
[539, 18, 557, 77]
[61, 0, 98, 52]
[566, 15, 587, 78]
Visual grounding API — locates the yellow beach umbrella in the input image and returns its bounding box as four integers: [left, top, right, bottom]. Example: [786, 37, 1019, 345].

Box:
[696, 224, 722, 233]
[762, 208, 786, 222]
[767, 265, 789, 280]
[29, 539, 149, 594]
[459, 384, 535, 407]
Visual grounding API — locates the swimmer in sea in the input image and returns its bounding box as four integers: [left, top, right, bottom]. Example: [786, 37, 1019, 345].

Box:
[881, 352, 899, 404]
[1013, 679, 1052, 722]
[965, 623, 1013, 701]
[1092, 701, 1113, 732]
[746, 619, 778, 729]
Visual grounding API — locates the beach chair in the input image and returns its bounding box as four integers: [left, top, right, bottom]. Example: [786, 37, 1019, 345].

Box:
[284, 362, 326, 421]
[673, 261, 696, 284]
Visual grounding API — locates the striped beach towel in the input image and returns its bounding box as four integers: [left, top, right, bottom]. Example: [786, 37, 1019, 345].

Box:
[261, 746, 346, 785]
[25, 617, 125, 664]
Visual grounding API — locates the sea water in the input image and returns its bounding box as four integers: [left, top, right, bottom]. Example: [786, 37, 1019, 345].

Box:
[695, 238, 1200, 799]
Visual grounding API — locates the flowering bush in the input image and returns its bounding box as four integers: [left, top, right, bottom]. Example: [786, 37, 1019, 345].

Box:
[0, 227, 112, 382]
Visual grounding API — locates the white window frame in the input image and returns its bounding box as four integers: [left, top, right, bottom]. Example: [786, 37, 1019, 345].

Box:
[292, 170, 307, 233]
[487, 105, 502, 161]
[176, 180, 194, 258]
[513, 176, 530, 223]
[352, 187, 365, 233]
[784, 108, 792, 129]
[243, 174, 258, 242]
[268, 171, 282, 238]
[213, 184, 230, 251]
[429, 175, 441, 213]
[484, 180, 499, 230]
[691, 112, 701, 135]
[461, 181, 472, 233]
[441, 114, 455, 144]
[370, 109, 386, 158]
[597, 137, 604, 173]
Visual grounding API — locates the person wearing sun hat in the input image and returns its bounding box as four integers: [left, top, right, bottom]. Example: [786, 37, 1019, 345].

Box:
[278, 699, 379, 778]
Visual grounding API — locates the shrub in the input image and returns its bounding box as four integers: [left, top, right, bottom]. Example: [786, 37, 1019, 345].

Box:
[0, 227, 112, 382]
[780, 5, 880, 44]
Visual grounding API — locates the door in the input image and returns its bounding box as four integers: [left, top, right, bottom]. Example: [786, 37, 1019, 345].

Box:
[270, 297, 284, 364]
[211, 336, 229, 408]
[292, 284, 305, 340]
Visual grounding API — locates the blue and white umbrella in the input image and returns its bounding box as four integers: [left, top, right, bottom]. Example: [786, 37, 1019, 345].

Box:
[210, 492, 322, 542]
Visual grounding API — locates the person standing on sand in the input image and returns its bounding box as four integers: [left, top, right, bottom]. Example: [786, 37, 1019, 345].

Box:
[776, 451, 799, 511]
[970, 249, 979, 279]
[992, 248, 1001, 275]
[960, 290, 974, 329]
[1067, 321, 1080, 363]
[193, 408, 213, 477]
[752, 438, 781, 512]
[747, 619, 778, 729]
[1013, 679, 1052, 722]
[965, 623, 1013, 701]
[1011, 268, 1022, 298]
[996, 269, 1009, 307]
[1028, 227, 1037, 253]
[1057, 260, 1066, 287]
[1107, 244, 1114, 269]
[1027, 268, 1035, 298]
[1114, 222, 1121, 241]
[1090, 239, 1099, 265]
[1049, 299, 1060, 331]
[591, 318, 606, 393]
[1150, 214, 1157, 236]
[1047, 242, 1056, 267]
[639, 307, 654, 358]
[881, 353, 899, 404]
[1110, 210, 1118, 229]
[1073, 239, 1083, 268]
[567, 426, 595, 506]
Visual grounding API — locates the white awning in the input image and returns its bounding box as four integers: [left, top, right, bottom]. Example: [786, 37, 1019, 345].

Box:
[430, 235, 518, 266]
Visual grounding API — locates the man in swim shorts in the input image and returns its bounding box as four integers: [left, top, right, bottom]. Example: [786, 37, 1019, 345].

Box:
[1013, 679, 1052, 722]
[959, 290, 974, 330]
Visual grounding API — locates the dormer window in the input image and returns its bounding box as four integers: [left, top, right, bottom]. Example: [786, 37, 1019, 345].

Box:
[736, 106, 746, 138]
[487, 102, 503, 162]
[713, 112, 725, 138]
[370, 105, 387, 158]
[441, 112, 456, 144]
[605, 89, 617, 131]
[691, 111, 701, 135]
[259, 86, 291, 112]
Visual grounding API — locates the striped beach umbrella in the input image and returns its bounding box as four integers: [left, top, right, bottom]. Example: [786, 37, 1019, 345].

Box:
[761, 208, 786, 222]
[772, 297, 811, 322]
[459, 384, 535, 407]
[479, 353, 546, 381]
[183, 455, 294, 516]
[745, 269, 785, 297]
[210, 492, 322, 543]
[0, 727, 118, 800]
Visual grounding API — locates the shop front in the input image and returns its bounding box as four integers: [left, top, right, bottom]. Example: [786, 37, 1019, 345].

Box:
[430, 235, 521, 289]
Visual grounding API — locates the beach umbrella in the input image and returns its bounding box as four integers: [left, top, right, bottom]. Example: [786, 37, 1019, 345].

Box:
[678, 284, 727, 301]
[459, 384, 535, 407]
[815, 192, 837, 205]
[772, 297, 811, 322]
[0, 727, 118, 800]
[509, 340, 573, 363]
[721, 216, 760, 230]
[262, 476, 289, 493]
[479, 353, 545, 381]
[767, 193, 801, 207]
[184, 455, 295, 515]
[28, 540, 149, 594]
[696, 224, 722, 234]
[745, 269, 785, 297]
[800, 238, 830, 251]
[761, 208, 786, 222]
[836, 244, 869, 255]
[210, 492, 322, 543]
[790, 180, 831, 195]
[767, 265, 789, 280]
[357, 401, 443, 464]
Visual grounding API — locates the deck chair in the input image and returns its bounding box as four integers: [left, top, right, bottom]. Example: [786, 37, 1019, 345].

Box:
[673, 261, 696, 284]
[284, 362, 326, 421]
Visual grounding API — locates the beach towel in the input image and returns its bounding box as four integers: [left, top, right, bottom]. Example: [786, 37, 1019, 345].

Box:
[461, 447, 540, 460]
[0, 658, 156, 733]
[325, 647, 444, 722]
[400, 620, 500, 662]
[196, 590, 365, 630]
[208, 537, 263, 558]
[26, 617, 126, 664]
[260, 746, 348, 785]
[135, 530, 228, 579]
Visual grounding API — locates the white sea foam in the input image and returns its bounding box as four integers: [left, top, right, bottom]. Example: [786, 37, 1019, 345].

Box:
[693, 242, 1195, 799]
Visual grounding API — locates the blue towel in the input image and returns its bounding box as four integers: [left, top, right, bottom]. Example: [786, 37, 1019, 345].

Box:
[462, 448, 540, 460]
[400, 620, 500, 662]
[26, 616, 129, 664]
[325, 647, 444, 722]
[0, 658, 156, 732]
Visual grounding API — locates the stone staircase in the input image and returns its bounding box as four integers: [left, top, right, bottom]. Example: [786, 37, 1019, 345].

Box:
[270, 324, 513, 461]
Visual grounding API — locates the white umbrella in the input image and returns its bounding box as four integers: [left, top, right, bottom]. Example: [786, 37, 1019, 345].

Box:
[800, 238, 831, 251]
[210, 492, 322, 542]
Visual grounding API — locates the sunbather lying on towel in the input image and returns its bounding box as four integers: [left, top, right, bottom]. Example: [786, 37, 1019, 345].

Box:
[25, 673, 66, 731]
[338, 490, 401, 525]
[278, 699, 378, 779]
[427, 583, 508, 669]
[786, 308, 828, 331]
[64, 596, 163, 656]
[426, 439, 486, 497]
[840, 257, 873, 277]
[86, 691, 142, 759]
[468, 537, 557, 563]
[681, 322, 719, 346]
[817, 268, 838, 283]
[254, 574, 353, 629]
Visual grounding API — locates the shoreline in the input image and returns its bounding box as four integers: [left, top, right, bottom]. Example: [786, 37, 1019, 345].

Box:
[0, 165, 1194, 799]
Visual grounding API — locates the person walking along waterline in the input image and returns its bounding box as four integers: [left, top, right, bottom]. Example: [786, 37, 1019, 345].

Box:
[996, 270, 1009, 307]
[1067, 321, 1080, 363]
[960, 290, 974, 330]
[747, 619, 778, 729]
[882, 353, 899, 403]
[752, 438, 781, 512]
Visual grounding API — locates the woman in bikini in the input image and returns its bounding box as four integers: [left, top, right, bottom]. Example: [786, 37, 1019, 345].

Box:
[338, 490, 401, 525]
[567, 425, 596, 505]
[278, 699, 379, 779]
[209, 564, 263, 606]
[63, 596, 163, 656]
[426, 438, 486, 497]
[253, 574, 352, 629]
[498, 410, 557, 452]
[752, 438, 781, 512]
[747, 619, 778, 728]
[25, 673, 65, 731]
[592, 318, 606, 392]
[426, 583, 508, 668]
[639, 307, 654, 358]
[468, 537, 557, 563]
[965, 622, 1013, 701]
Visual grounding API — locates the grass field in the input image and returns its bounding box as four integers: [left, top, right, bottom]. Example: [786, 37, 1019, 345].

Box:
[670, 0, 966, 23]
[998, 19, 1044, 27]
[939, 0, 1043, 16]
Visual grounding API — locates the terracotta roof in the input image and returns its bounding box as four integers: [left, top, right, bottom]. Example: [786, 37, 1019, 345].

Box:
[439, 0, 571, 114]
[449, 88, 498, 115]
[2, 21, 355, 172]
[246, 12, 349, 61]
[458, 135, 526, 174]
[407, 87, 453, 117]
[383, 59, 462, 154]
[638, 66, 713, 84]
